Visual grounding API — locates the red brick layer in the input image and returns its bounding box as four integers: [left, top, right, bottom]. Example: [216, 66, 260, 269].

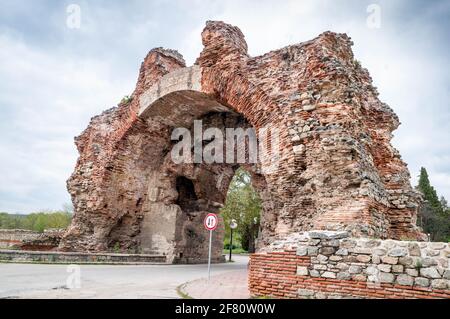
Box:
[249, 251, 450, 299]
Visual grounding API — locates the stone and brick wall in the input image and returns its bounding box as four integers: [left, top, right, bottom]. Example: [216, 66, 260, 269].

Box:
[0, 229, 63, 251]
[0, 229, 42, 249]
[249, 231, 450, 299]
[61, 21, 425, 261]
[0, 250, 166, 264]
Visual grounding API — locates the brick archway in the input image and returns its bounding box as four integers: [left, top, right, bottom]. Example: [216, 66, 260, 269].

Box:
[59, 21, 425, 262]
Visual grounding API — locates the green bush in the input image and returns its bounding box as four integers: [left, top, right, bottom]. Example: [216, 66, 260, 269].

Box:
[121, 95, 133, 104]
[0, 211, 72, 232]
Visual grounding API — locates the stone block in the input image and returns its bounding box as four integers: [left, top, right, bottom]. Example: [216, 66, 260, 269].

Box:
[443, 269, 450, 280]
[422, 257, 438, 267]
[296, 246, 308, 256]
[356, 255, 371, 263]
[337, 272, 351, 280]
[398, 256, 413, 267]
[336, 262, 349, 271]
[420, 267, 441, 279]
[303, 104, 316, 111]
[406, 268, 418, 277]
[431, 279, 448, 289]
[392, 265, 404, 273]
[414, 277, 430, 287]
[319, 247, 336, 256]
[352, 274, 367, 282]
[365, 266, 378, 276]
[396, 274, 413, 286]
[297, 266, 309, 276]
[430, 243, 446, 250]
[298, 289, 315, 297]
[388, 248, 408, 257]
[309, 270, 320, 277]
[322, 239, 340, 247]
[335, 248, 348, 256]
[314, 264, 327, 271]
[425, 249, 440, 257]
[329, 256, 343, 262]
[362, 239, 381, 248]
[322, 271, 337, 279]
[377, 264, 391, 273]
[381, 256, 398, 265]
[373, 248, 387, 256]
[308, 231, 349, 240]
[379, 272, 395, 284]
[408, 243, 421, 256]
[349, 265, 362, 274]
[307, 246, 319, 256]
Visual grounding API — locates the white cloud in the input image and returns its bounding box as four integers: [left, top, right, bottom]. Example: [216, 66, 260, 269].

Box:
[0, 0, 449, 212]
[0, 31, 136, 213]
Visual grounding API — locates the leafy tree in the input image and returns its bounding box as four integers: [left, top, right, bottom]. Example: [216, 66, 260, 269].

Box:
[0, 213, 24, 229]
[416, 167, 450, 242]
[221, 168, 262, 252]
[440, 196, 448, 211]
[34, 214, 47, 232]
[418, 168, 443, 215]
[0, 206, 73, 232]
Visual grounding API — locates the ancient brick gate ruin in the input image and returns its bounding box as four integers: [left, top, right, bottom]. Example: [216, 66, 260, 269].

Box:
[60, 21, 425, 266]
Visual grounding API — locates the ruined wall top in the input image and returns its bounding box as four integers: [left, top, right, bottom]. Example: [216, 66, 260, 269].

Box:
[197, 20, 249, 66]
[61, 21, 425, 254]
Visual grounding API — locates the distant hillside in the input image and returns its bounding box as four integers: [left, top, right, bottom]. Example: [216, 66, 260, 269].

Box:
[0, 211, 72, 232]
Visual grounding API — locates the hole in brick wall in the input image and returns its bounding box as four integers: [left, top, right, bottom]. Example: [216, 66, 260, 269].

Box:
[176, 176, 198, 212]
[136, 198, 142, 207]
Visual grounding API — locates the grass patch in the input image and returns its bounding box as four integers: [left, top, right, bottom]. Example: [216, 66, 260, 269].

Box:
[222, 248, 248, 255]
[176, 284, 193, 299]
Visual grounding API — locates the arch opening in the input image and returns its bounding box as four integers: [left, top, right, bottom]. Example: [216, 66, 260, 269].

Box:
[106, 89, 272, 263]
[221, 167, 263, 255]
[164, 107, 267, 263]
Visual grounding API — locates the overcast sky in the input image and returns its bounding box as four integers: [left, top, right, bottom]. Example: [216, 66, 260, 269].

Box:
[0, 0, 449, 213]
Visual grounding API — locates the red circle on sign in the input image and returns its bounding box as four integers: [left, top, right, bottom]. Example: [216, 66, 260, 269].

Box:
[204, 213, 218, 231]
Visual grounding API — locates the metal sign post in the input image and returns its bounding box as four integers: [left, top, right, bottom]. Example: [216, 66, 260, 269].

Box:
[204, 213, 218, 282]
[207, 228, 213, 281]
[229, 219, 238, 262]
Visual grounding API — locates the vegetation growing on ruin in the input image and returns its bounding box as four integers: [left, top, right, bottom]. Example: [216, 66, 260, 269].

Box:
[120, 95, 133, 104]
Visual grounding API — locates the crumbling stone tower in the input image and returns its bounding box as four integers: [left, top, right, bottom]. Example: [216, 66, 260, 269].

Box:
[60, 21, 425, 262]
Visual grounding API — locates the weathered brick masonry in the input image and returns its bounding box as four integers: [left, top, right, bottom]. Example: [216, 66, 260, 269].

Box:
[0, 229, 63, 251]
[249, 231, 450, 299]
[61, 21, 425, 263]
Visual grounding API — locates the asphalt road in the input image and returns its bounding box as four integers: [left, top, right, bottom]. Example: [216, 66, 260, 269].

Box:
[0, 255, 249, 299]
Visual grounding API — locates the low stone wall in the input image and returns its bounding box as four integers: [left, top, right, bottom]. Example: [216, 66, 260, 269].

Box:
[0, 229, 63, 250]
[249, 231, 450, 299]
[173, 255, 226, 264]
[0, 250, 166, 264]
[0, 230, 41, 249]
